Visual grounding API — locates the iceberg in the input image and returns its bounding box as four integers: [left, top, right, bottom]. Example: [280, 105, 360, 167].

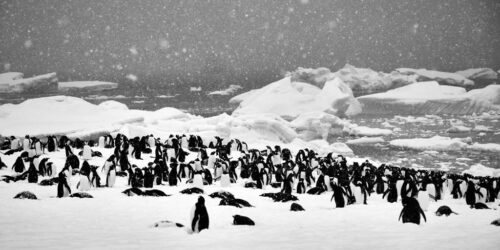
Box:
[0, 96, 143, 137]
[396, 68, 474, 87]
[287, 65, 418, 96]
[207, 85, 242, 96]
[0, 72, 58, 93]
[455, 68, 498, 86]
[58, 81, 119, 92]
[357, 81, 500, 115]
[231, 76, 361, 120]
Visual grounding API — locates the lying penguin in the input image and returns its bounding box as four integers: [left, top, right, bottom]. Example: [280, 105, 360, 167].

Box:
[435, 206, 458, 216]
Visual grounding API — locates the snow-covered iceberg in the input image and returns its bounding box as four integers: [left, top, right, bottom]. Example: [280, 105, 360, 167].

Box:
[0, 72, 58, 93]
[207, 85, 242, 96]
[287, 65, 417, 96]
[390, 136, 469, 151]
[396, 68, 474, 87]
[231, 76, 361, 120]
[455, 68, 498, 86]
[58, 81, 118, 92]
[357, 81, 500, 115]
[0, 96, 143, 137]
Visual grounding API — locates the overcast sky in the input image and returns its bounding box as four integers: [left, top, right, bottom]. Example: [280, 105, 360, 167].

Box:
[1, 0, 499, 87]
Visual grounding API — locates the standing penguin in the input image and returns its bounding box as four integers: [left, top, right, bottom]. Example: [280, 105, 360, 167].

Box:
[169, 159, 180, 186]
[102, 155, 116, 187]
[78, 161, 91, 191]
[465, 180, 482, 207]
[27, 160, 38, 183]
[12, 152, 28, 173]
[191, 196, 209, 233]
[57, 165, 72, 198]
[399, 197, 427, 225]
[331, 183, 348, 208]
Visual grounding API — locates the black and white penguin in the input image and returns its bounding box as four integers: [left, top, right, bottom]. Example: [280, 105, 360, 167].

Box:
[169, 159, 179, 186]
[27, 160, 38, 183]
[331, 183, 348, 208]
[57, 166, 72, 198]
[12, 153, 27, 173]
[191, 196, 209, 233]
[435, 206, 458, 216]
[465, 180, 481, 207]
[399, 197, 426, 225]
[144, 167, 154, 188]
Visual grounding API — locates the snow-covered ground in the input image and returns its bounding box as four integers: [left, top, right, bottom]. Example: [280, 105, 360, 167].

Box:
[0, 148, 499, 250]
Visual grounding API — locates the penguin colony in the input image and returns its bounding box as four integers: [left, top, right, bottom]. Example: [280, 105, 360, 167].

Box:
[1, 133, 499, 232]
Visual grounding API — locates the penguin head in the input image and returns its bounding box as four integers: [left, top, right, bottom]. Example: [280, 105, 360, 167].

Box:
[198, 196, 205, 205]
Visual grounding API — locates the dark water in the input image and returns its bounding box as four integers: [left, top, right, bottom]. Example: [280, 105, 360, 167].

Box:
[1, 90, 499, 171]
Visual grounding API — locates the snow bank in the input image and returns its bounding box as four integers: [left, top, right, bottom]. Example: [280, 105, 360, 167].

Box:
[287, 65, 417, 96]
[358, 81, 499, 115]
[232, 77, 361, 120]
[396, 68, 474, 87]
[98, 100, 129, 111]
[0, 96, 143, 137]
[58, 81, 118, 92]
[0, 72, 58, 93]
[207, 85, 242, 96]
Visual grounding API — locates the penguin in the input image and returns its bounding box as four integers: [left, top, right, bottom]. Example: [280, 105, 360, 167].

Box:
[382, 176, 398, 203]
[27, 160, 38, 183]
[435, 206, 458, 216]
[232, 215, 255, 226]
[281, 172, 293, 194]
[191, 196, 209, 233]
[12, 153, 27, 173]
[0, 156, 8, 169]
[78, 161, 91, 191]
[465, 180, 482, 207]
[290, 203, 305, 211]
[168, 159, 180, 186]
[57, 166, 72, 198]
[103, 156, 116, 187]
[331, 183, 348, 208]
[399, 197, 426, 225]
[144, 167, 154, 188]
